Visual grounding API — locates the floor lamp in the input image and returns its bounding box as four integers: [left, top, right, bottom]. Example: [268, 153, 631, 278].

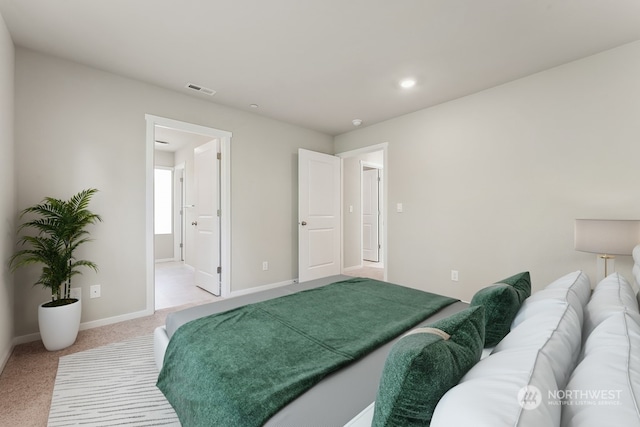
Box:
[574, 219, 640, 280]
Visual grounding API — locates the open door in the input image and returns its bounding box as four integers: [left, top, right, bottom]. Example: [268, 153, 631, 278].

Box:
[298, 149, 341, 282]
[193, 140, 221, 295]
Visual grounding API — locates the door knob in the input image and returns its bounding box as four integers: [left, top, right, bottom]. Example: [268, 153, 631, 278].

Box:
[191, 221, 198, 226]
[300, 221, 307, 226]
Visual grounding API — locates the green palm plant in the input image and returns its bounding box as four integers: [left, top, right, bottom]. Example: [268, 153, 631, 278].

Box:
[10, 188, 102, 307]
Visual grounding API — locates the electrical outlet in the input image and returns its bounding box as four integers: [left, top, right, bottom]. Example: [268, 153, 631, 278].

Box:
[262, 261, 269, 271]
[70, 287, 81, 300]
[90, 284, 101, 298]
[451, 270, 459, 282]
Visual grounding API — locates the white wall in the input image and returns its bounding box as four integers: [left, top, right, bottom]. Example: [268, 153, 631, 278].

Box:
[0, 11, 15, 367]
[14, 48, 333, 337]
[335, 41, 640, 301]
[154, 150, 174, 167]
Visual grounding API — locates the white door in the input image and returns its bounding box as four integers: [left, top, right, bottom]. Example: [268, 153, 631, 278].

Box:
[298, 149, 341, 282]
[193, 140, 220, 295]
[362, 167, 380, 262]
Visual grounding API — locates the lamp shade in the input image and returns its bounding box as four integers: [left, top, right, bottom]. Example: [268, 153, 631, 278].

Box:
[574, 219, 640, 255]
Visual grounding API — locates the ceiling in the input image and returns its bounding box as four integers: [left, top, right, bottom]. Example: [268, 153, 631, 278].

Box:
[154, 126, 212, 152]
[2, 1, 640, 136]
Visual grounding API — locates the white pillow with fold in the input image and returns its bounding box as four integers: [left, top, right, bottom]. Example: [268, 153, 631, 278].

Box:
[513, 288, 584, 328]
[584, 272, 639, 337]
[544, 270, 591, 308]
[495, 301, 581, 389]
[561, 311, 640, 427]
[632, 244, 640, 294]
[431, 348, 560, 427]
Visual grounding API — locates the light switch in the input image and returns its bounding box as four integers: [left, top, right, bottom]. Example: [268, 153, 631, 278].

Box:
[396, 203, 403, 213]
[349, 205, 353, 213]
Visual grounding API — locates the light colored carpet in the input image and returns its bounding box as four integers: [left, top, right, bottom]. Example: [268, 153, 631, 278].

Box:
[48, 335, 179, 426]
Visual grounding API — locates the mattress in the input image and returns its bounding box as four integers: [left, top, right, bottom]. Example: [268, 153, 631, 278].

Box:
[160, 275, 468, 426]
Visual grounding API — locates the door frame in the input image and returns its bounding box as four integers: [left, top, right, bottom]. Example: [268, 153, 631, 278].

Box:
[174, 162, 185, 261]
[336, 142, 388, 281]
[145, 114, 232, 311]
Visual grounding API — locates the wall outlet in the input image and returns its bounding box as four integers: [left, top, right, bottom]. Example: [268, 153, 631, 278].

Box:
[451, 270, 459, 282]
[90, 284, 101, 298]
[262, 261, 269, 271]
[70, 287, 81, 300]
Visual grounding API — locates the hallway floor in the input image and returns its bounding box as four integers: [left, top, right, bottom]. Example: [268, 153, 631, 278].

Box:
[343, 261, 385, 281]
[155, 261, 220, 310]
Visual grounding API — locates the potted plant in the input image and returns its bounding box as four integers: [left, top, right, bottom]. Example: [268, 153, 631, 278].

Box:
[10, 188, 102, 351]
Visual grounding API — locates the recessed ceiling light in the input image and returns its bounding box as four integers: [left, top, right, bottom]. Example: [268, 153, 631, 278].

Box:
[250, 104, 259, 109]
[400, 79, 416, 89]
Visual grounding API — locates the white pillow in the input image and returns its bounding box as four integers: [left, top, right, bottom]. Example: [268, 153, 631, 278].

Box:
[431, 348, 560, 426]
[561, 311, 640, 427]
[494, 302, 582, 389]
[583, 272, 639, 337]
[632, 244, 640, 294]
[544, 270, 591, 308]
[513, 289, 584, 328]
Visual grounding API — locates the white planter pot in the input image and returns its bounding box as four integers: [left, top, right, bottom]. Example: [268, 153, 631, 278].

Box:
[38, 299, 82, 351]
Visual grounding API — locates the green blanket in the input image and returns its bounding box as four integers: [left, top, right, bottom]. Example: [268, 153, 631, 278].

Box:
[157, 277, 457, 427]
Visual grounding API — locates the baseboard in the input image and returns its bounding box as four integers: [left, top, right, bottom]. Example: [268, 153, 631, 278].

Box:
[12, 307, 155, 346]
[0, 342, 13, 374]
[229, 279, 297, 298]
[12, 332, 40, 346]
[342, 265, 363, 272]
[78, 307, 155, 330]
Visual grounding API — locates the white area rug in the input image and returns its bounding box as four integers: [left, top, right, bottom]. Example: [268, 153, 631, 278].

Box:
[48, 335, 180, 426]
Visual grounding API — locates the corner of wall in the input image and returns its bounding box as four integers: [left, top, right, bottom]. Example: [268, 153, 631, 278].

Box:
[0, 9, 16, 373]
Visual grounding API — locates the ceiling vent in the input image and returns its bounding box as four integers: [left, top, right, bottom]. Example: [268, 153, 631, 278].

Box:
[186, 83, 216, 96]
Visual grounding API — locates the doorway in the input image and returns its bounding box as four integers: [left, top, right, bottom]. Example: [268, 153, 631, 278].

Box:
[362, 163, 382, 263]
[145, 115, 232, 312]
[337, 144, 387, 281]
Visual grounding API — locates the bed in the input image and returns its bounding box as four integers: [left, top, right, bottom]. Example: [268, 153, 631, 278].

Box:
[153, 275, 467, 426]
[154, 246, 640, 426]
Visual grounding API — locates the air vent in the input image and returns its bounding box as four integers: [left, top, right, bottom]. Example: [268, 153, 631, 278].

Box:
[186, 83, 216, 96]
